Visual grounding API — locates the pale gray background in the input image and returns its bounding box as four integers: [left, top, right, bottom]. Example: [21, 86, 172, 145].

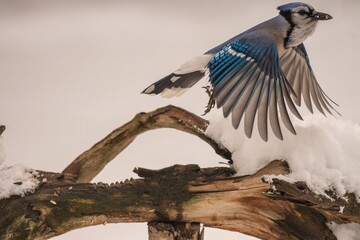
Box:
[0, 0, 359, 239]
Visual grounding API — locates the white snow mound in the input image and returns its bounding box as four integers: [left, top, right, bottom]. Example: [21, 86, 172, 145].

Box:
[0, 164, 39, 199]
[328, 222, 360, 240]
[0, 136, 39, 199]
[206, 113, 360, 198]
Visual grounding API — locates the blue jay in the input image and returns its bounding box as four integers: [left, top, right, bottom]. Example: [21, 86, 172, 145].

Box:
[142, 2, 338, 141]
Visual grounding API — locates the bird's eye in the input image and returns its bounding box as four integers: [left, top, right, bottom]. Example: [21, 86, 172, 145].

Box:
[298, 10, 307, 15]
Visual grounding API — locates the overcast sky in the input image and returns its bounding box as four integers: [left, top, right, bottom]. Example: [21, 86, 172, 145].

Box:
[0, 0, 359, 239]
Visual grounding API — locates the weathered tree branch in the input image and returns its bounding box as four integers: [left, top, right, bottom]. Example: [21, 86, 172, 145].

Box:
[62, 105, 231, 183]
[4, 160, 356, 240]
[148, 222, 203, 240]
[2, 106, 360, 240]
[265, 178, 360, 225]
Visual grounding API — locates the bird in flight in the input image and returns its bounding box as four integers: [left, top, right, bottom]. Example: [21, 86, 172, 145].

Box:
[142, 2, 338, 141]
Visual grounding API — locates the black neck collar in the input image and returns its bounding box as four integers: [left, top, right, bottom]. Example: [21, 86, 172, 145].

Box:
[279, 11, 295, 48]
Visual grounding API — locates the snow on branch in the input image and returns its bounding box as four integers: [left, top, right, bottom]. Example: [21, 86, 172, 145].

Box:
[1, 106, 360, 240]
[0, 161, 342, 240]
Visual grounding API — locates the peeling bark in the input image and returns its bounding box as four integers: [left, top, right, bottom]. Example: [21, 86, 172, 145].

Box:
[0, 161, 344, 240]
[148, 222, 203, 240]
[1, 106, 359, 239]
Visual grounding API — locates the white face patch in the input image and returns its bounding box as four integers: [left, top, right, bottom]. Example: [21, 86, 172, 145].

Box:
[286, 5, 318, 47]
[287, 18, 318, 47]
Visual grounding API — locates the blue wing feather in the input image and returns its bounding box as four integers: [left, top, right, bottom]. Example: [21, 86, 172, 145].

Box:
[207, 31, 300, 140]
[213, 57, 246, 87]
[219, 62, 256, 104]
[221, 63, 257, 116]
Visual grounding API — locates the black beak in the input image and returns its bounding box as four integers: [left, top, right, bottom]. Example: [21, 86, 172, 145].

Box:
[312, 11, 333, 21]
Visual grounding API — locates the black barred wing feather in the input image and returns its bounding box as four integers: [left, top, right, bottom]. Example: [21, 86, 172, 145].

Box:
[207, 31, 302, 141]
[280, 43, 339, 115]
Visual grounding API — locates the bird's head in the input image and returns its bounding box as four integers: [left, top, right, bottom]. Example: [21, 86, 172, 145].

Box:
[277, 2, 332, 47]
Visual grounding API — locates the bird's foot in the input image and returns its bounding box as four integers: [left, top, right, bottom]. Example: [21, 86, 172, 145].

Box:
[203, 85, 212, 97]
[202, 86, 215, 116]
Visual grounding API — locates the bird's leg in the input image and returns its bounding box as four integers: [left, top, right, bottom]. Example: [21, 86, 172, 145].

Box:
[202, 85, 215, 116]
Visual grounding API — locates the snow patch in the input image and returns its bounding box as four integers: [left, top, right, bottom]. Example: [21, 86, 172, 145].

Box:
[339, 206, 345, 214]
[262, 174, 296, 185]
[0, 164, 39, 199]
[0, 137, 39, 200]
[206, 113, 360, 198]
[328, 222, 360, 240]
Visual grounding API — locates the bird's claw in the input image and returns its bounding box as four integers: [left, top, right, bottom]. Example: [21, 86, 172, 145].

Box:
[202, 86, 215, 116]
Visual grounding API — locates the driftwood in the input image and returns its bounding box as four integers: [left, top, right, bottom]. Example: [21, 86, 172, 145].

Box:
[1, 106, 359, 240]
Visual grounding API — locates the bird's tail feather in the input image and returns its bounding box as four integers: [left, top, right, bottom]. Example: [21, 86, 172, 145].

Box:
[141, 71, 205, 98]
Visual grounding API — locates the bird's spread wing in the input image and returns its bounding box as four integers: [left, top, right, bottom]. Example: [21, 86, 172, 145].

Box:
[207, 31, 302, 141]
[280, 43, 339, 115]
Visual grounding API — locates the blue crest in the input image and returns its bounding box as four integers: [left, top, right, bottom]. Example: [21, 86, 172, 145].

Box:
[277, 2, 311, 12]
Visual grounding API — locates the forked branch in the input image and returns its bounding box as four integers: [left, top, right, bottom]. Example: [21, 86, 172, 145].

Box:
[62, 105, 231, 182]
[1, 106, 360, 240]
